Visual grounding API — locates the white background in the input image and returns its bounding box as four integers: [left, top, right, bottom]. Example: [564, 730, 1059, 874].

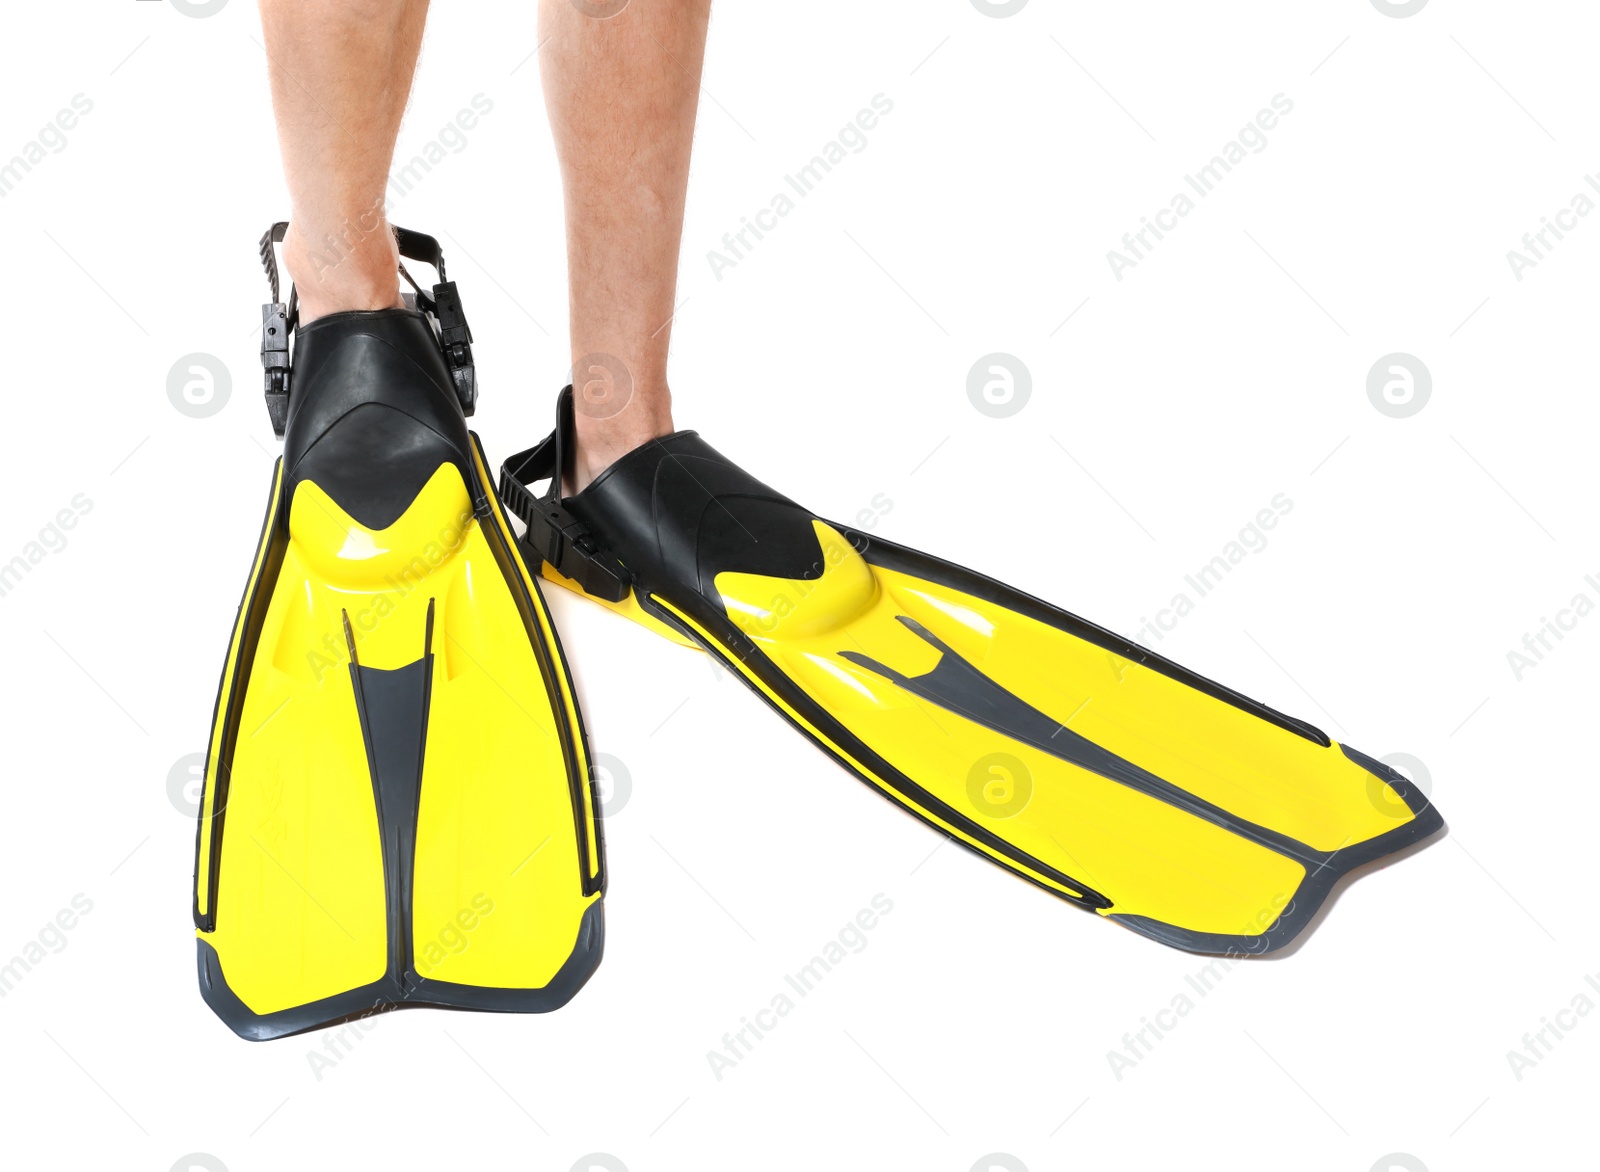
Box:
[0, 1, 1592, 1169]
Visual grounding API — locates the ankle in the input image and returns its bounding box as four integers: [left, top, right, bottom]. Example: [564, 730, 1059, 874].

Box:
[571, 393, 675, 492]
[282, 220, 403, 322]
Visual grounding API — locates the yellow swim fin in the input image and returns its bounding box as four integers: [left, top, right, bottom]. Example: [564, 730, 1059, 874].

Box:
[501, 386, 1441, 955]
[194, 228, 602, 1040]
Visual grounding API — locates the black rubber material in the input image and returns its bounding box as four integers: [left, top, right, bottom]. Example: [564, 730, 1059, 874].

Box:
[499, 389, 633, 602]
[196, 315, 603, 1039]
[565, 426, 1116, 909]
[513, 386, 1445, 955]
[843, 617, 1336, 869]
[259, 223, 476, 433]
[1110, 746, 1442, 955]
[197, 902, 605, 1042]
[283, 309, 477, 531]
[565, 421, 1330, 748]
[192, 461, 287, 936]
[347, 631, 433, 983]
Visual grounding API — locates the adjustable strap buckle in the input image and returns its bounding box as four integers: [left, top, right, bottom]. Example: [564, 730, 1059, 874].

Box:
[393, 226, 476, 418]
[498, 390, 631, 603]
[259, 223, 297, 438]
[430, 279, 476, 417]
[260, 302, 292, 438]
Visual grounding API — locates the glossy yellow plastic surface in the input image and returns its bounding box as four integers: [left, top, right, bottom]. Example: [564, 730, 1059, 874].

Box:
[541, 562, 699, 648]
[197, 448, 598, 1015]
[575, 520, 1420, 943]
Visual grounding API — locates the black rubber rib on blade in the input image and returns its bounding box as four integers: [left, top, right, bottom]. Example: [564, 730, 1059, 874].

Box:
[469, 435, 605, 899]
[843, 525, 1332, 748]
[633, 588, 1114, 910]
[543, 404, 1443, 955]
[345, 611, 431, 988]
[193, 463, 289, 933]
[842, 616, 1333, 868]
[199, 312, 605, 1038]
[1110, 747, 1444, 955]
[844, 619, 1445, 954]
[196, 902, 605, 1042]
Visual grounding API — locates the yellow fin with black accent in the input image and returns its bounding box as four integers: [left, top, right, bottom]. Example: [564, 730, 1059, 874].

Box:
[195, 251, 602, 1040]
[500, 386, 1442, 956]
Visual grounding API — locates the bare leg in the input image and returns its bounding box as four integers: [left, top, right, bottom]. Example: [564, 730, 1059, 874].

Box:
[539, 0, 712, 487]
[259, 0, 430, 321]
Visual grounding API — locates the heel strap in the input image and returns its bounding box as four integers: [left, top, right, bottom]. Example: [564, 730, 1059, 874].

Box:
[498, 387, 632, 603]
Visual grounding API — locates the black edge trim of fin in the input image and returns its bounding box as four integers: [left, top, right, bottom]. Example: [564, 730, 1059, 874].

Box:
[1338, 743, 1435, 817]
[193, 459, 289, 933]
[841, 526, 1332, 748]
[196, 901, 604, 1042]
[840, 616, 1330, 868]
[471, 433, 605, 897]
[634, 591, 1113, 911]
[1113, 746, 1445, 955]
